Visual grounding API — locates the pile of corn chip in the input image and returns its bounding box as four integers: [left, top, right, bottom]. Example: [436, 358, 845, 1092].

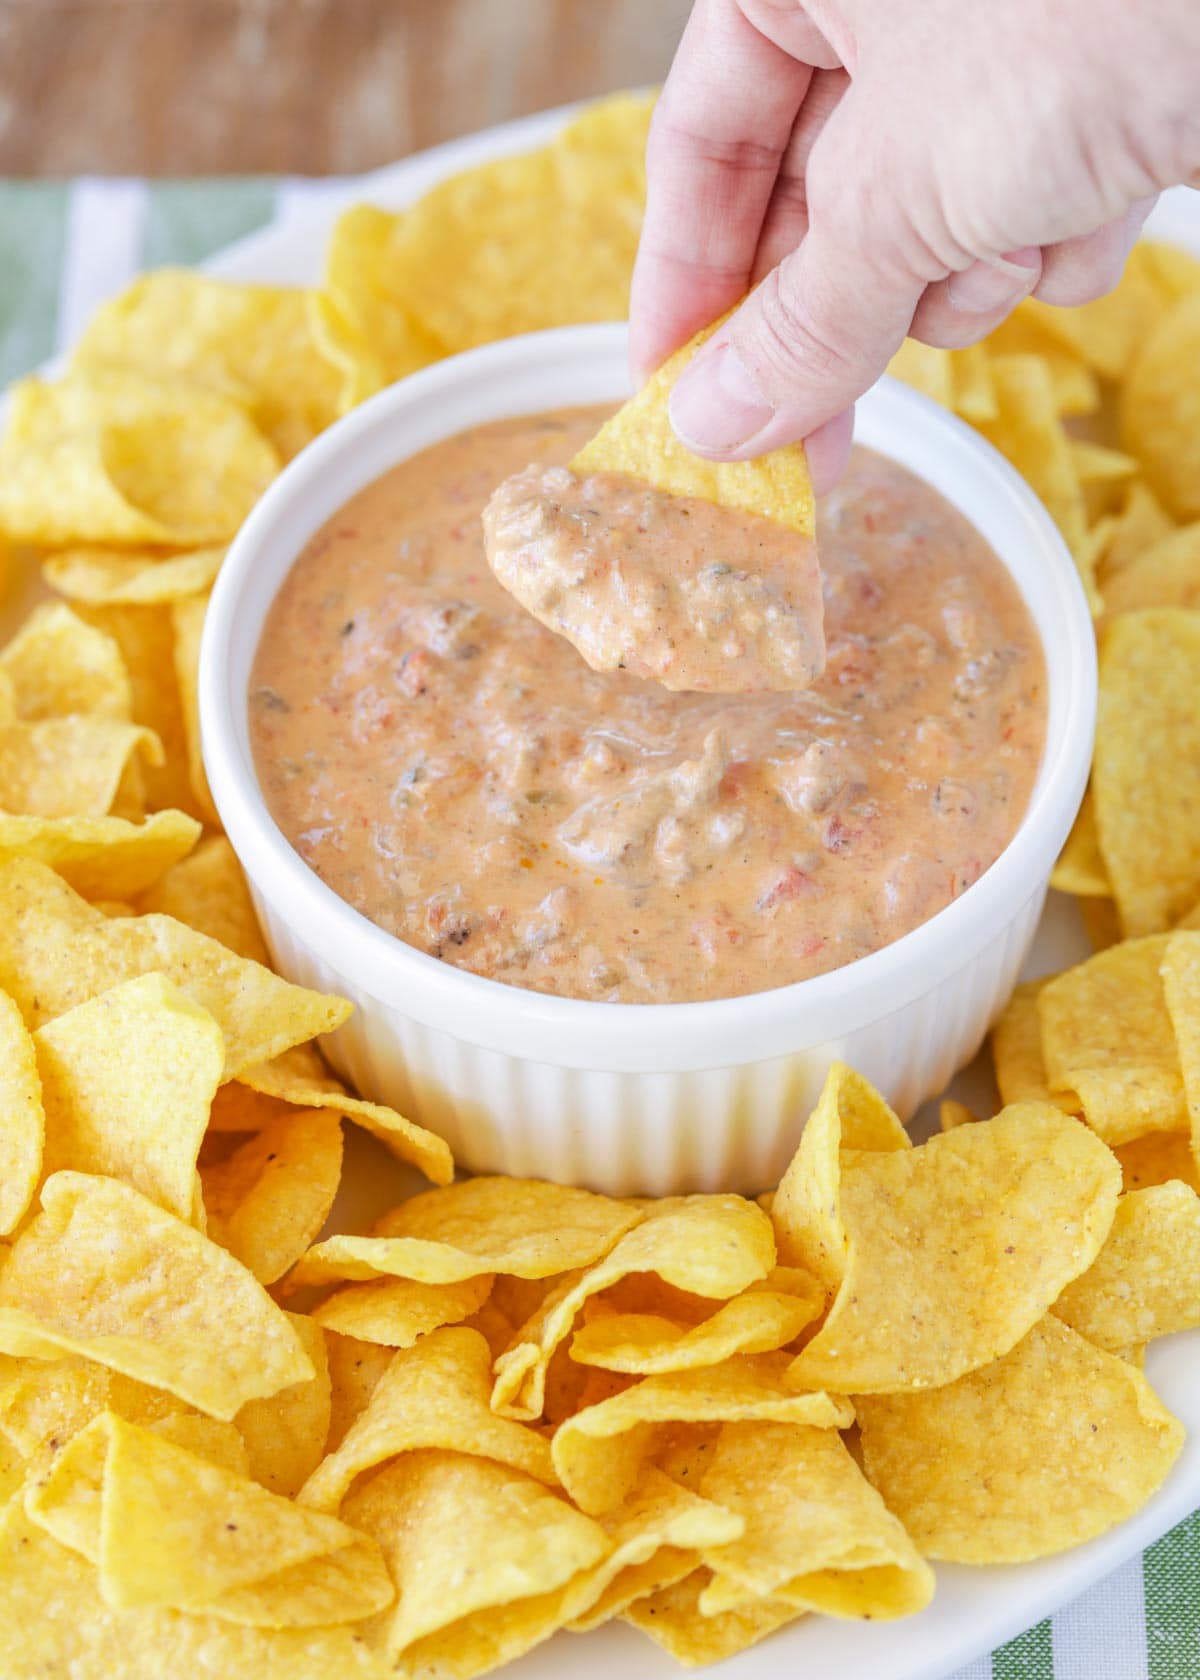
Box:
[0, 89, 1197, 1675]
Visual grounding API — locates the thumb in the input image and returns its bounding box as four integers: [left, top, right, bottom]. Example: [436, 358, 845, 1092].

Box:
[668, 154, 928, 459]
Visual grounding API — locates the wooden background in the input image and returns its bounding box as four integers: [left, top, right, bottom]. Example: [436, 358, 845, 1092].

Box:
[0, 0, 690, 176]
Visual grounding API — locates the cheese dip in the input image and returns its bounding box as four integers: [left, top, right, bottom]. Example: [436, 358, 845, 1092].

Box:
[250, 408, 1046, 1005]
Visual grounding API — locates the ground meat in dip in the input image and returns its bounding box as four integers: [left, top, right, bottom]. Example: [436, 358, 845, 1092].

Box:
[482, 465, 824, 693]
[250, 407, 1047, 1005]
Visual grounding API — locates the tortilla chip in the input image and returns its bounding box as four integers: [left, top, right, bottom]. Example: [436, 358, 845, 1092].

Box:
[1023, 260, 1165, 380]
[857, 1315, 1184, 1561]
[78, 602, 196, 817]
[0, 371, 279, 547]
[299, 1327, 555, 1513]
[1114, 1129, 1200, 1194]
[770, 1061, 909, 1288]
[134, 833, 268, 963]
[552, 1353, 852, 1515]
[1038, 935, 1185, 1141]
[0, 602, 132, 721]
[1081, 895, 1125, 953]
[983, 305, 1100, 414]
[938, 1098, 979, 1131]
[697, 1421, 934, 1620]
[310, 1274, 493, 1346]
[572, 319, 814, 537]
[1121, 292, 1200, 520]
[72, 271, 340, 460]
[0, 810, 201, 902]
[0, 1171, 313, 1418]
[623, 1567, 799, 1665]
[28, 1412, 393, 1627]
[886, 340, 953, 407]
[35, 973, 222, 1222]
[0, 716, 161, 820]
[44, 545, 225, 606]
[237, 1045, 453, 1185]
[0, 1498, 385, 1679]
[569, 1271, 824, 1376]
[977, 355, 1089, 588]
[0, 1356, 178, 1475]
[288, 1174, 642, 1289]
[492, 1195, 775, 1419]
[169, 592, 219, 826]
[309, 206, 446, 411]
[202, 1108, 344, 1284]
[1053, 1181, 1200, 1347]
[991, 976, 1060, 1107]
[234, 1313, 331, 1498]
[0, 987, 44, 1236]
[342, 1448, 608, 1669]
[1103, 521, 1200, 615]
[323, 1331, 393, 1453]
[1099, 480, 1177, 579]
[1052, 790, 1111, 896]
[1093, 609, 1200, 934]
[0, 855, 350, 1077]
[784, 1104, 1120, 1393]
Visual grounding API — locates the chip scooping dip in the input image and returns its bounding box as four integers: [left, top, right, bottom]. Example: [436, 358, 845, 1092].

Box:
[483, 322, 823, 694]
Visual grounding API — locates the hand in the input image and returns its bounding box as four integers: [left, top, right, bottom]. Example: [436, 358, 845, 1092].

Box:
[630, 0, 1200, 485]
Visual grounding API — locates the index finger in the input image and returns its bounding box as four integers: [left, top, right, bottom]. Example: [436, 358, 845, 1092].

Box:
[629, 0, 812, 380]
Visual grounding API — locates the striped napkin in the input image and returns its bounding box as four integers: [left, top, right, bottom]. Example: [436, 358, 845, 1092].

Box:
[0, 174, 1197, 1680]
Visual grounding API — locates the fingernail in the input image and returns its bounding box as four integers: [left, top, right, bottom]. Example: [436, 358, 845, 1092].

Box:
[669, 342, 775, 455]
[946, 249, 1040, 314]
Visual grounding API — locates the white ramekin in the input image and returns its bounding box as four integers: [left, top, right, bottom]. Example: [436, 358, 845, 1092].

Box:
[201, 323, 1096, 1195]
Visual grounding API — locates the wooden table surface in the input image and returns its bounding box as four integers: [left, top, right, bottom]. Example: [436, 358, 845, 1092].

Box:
[0, 0, 689, 176]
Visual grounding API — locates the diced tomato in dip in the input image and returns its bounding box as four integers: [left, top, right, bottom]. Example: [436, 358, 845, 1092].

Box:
[250, 408, 1046, 1005]
[482, 465, 824, 693]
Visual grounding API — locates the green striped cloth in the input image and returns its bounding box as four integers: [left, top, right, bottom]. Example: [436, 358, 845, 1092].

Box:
[0, 176, 1196, 1680]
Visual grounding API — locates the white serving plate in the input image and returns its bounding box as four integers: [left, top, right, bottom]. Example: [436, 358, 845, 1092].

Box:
[16, 98, 1200, 1680]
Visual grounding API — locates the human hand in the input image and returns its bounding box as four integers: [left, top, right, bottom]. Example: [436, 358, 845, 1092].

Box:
[631, 0, 1200, 485]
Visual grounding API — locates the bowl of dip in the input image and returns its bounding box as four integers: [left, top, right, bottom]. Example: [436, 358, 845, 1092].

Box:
[201, 322, 1095, 1195]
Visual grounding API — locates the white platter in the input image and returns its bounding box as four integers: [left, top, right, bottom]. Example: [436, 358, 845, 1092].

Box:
[24, 99, 1200, 1680]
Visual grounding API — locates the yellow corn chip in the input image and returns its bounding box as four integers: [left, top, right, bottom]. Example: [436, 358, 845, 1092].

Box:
[169, 591, 219, 826]
[770, 1061, 909, 1288]
[552, 1353, 852, 1515]
[1114, 1129, 1200, 1194]
[0, 1171, 312, 1418]
[0, 987, 44, 1236]
[73, 271, 340, 460]
[134, 833, 268, 963]
[0, 1497, 384, 1679]
[977, 355, 1089, 592]
[77, 602, 196, 817]
[234, 1312, 331, 1497]
[289, 1174, 642, 1289]
[569, 1271, 824, 1376]
[0, 602, 132, 721]
[950, 342, 998, 421]
[1053, 1181, 1200, 1347]
[1103, 521, 1200, 615]
[309, 205, 446, 411]
[1051, 791, 1110, 896]
[991, 976, 1061, 1107]
[28, 1412, 393, 1627]
[1121, 291, 1200, 520]
[1134, 239, 1200, 302]
[342, 1448, 608, 1668]
[35, 973, 222, 1222]
[0, 855, 349, 1076]
[299, 1327, 555, 1513]
[202, 1108, 343, 1284]
[623, 1567, 799, 1664]
[1081, 895, 1125, 952]
[572, 319, 814, 537]
[237, 1045, 453, 1185]
[1094, 610, 1200, 934]
[310, 1273, 493, 1346]
[857, 1316, 1184, 1561]
[984, 305, 1101, 414]
[784, 1104, 1119, 1393]
[567, 1465, 743, 1632]
[0, 1356, 179, 1474]
[886, 339, 953, 407]
[0, 371, 279, 547]
[1023, 260, 1165, 380]
[492, 1195, 775, 1419]
[939, 1098, 980, 1131]
[44, 545, 225, 606]
[1038, 936, 1185, 1141]
[323, 1330, 394, 1453]
[697, 1421, 934, 1620]
[1098, 480, 1176, 580]
[0, 716, 161, 820]
[0, 810, 200, 902]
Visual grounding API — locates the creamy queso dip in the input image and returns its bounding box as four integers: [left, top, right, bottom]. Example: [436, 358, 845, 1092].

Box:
[250, 407, 1047, 1005]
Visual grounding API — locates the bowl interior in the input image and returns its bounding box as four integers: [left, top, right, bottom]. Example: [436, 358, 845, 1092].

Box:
[201, 322, 1096, 1069]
